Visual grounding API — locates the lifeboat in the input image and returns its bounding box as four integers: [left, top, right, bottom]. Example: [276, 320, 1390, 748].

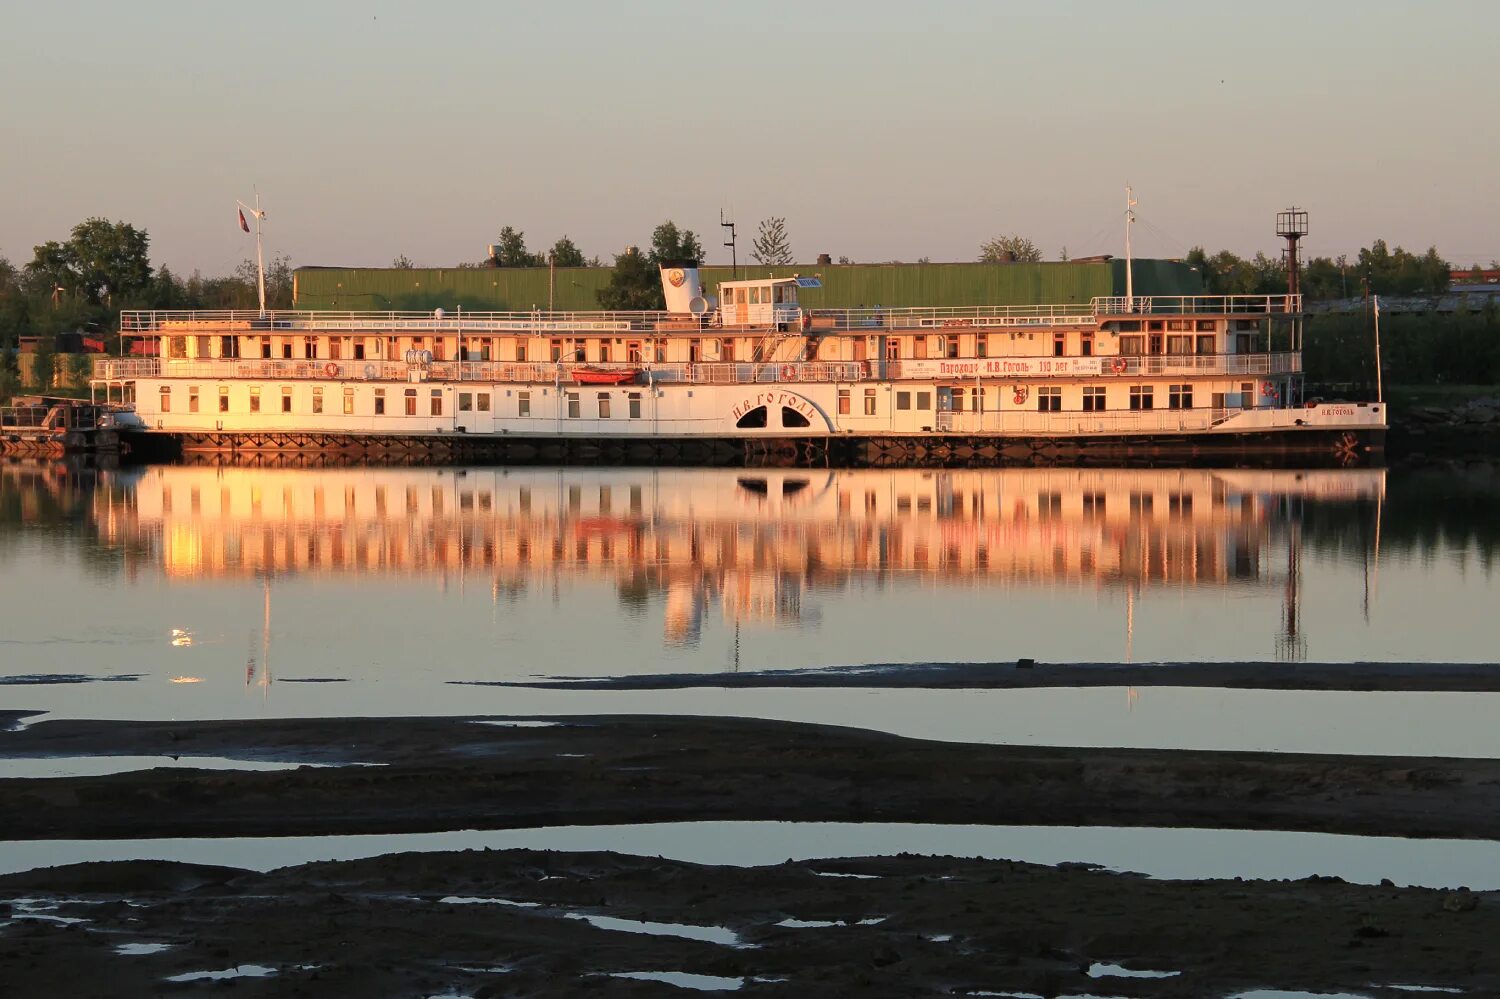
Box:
[570, 367, 640, 386]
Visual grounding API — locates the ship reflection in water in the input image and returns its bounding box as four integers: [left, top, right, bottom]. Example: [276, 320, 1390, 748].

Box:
[75, 464, 1387, 660]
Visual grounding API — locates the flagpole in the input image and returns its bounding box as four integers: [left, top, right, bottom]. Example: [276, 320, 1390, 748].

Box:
[236, 195, 268, 318]
[254, 191, 267, 318]
[1372, 294, 1383, 404]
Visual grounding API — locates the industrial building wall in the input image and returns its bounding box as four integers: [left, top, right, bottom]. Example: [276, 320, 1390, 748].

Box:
[293, 260, 1202, 311]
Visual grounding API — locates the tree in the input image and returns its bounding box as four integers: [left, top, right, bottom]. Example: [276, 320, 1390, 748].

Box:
[30, 335, 56, 391]
[750, 217, 792, 266]
[490, 227, 542, 267]
[597, 246, 664, 310]
[648, 221, 704, 265]
[234, 254, 294, 309]
[979, 234, 1041, 263]
[68, 218, 152, 304]
[390, 254, 415, 269]
[548, 236, 587, 268]
[68, 351, 93, 388]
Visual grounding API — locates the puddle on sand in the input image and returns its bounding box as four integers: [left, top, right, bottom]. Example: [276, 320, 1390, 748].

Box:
[1383, 988, 1463, 995]
[115, 942, 172, 956]
[0, 756, 341, 780]
[1092, 960, 1182, 972]
[164, 964, 277, 983]
[1087, 962, 1181, 979]
[604, 970, 743, 991]
[4, 821, 1500, 891]
[438, 896, 540, 908]
[1230, 992, 1374, 999]
[566, 912, 747, 948]
[776, 916, 884, 928]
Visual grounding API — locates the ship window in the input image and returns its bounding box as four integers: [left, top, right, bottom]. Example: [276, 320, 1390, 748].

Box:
[837, 389, 850, 415]
[782, 406, 810, 428]
[976, 335, 988, 358]
[195, 335, 211, 358]
[897, 391, 911, 410]
[946, 337, 959, 359]
[281, 387, 292, 413]
[518, 391, 531, 417]
[1197, 335, 1216, 354]
[1082, 386, 1106, 412]
[627, 341, 642, 363]
[1167, 320, 1191, 332]
[374, 388, 385, 415]
[1053, 333, 1066, 357]
[303, 337, 316, 360]
[1119, 335, 1145, 356]
[188, 387, 199, 413]
[1167, 335, 1193, 354]
[159, 385, 171, 413]
[864, 388, 877, 415]
[736, 406, 768, 428]
[598, 393, 611, 419]
[951, 387, 965, 412]
[1080, 332, 1094, 356]
[974, 386, 986, 411]
[404, 388, 417, 416]
[916, 391, 931, 410]
[459, 392, 472, 412]
[1197, 319, 1216, 332]
[431, 390, 442, 416]
[567, 392, 580, 418]
[344, 386, 355, 415]
[312, 387, 323, 414]
[886, 339, 900, 360]
[1129, 385, 1154, 410]
[249, 386, 261, 413]
[260, 339, 272, 359]
[281, 341, 293, 359]
[478, 393, 490, 412]
[628, 392, 641, 419]
[1147, 321, 1164, 332]
[1037, 386, 1062, 412]
[169, 336, 187, 358]
[515, 339, 528, 362]
[1169, 384, 1193, 410]
[219, 386, 230, 412]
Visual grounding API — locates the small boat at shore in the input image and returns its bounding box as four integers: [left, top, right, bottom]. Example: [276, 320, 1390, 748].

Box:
[571, 367, 640, 386]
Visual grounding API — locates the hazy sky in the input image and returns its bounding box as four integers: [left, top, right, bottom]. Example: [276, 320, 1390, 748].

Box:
[2, 1, 1496, 276]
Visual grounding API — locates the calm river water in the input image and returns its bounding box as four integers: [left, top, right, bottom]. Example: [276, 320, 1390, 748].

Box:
[2, 461, 1495, 733]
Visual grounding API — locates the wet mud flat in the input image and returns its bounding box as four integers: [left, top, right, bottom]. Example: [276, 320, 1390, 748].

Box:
[2, 851, 1494, 998]
[4, 713, 1500, 841]
[0, 711, 1497, 997]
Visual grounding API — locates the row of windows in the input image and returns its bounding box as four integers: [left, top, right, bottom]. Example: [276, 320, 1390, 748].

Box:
[157, 385, 646, 419]
[167, 328, 1229, 364]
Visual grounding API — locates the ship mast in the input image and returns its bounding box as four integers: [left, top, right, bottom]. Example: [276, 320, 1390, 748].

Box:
[1124, 185, 1137, 311]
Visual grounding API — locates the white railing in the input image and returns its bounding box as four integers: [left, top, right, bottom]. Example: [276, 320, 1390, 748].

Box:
[94, 354, 1298, 385]
[117, 295, 1303, 336]
[1093, 295, 1301, 316]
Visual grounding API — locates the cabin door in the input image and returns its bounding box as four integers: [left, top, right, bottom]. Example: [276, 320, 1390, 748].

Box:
[936, 387, 956, 431]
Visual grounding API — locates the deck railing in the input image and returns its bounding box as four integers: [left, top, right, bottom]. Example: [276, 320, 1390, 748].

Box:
[94, 353, 1300, 385]
[117, 295, 1303, 337]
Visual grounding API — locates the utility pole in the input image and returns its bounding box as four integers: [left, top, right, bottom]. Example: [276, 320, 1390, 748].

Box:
[720, 210, 738, 280]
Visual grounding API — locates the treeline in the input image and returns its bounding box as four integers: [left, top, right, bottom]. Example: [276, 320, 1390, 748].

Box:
[0, 218, 289, 352]
[1187, 240, 1453, 299]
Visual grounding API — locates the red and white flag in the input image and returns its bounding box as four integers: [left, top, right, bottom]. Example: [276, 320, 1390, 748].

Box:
[238, 208, 250, 233]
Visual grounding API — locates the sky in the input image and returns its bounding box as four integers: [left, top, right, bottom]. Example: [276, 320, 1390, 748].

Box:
[2, 0, 1496, 277]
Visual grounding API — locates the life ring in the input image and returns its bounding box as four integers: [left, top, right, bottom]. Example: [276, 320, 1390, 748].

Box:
[1260, 380, 1274, 396]
[323, 362, 339, 378]
[1110, 356, 1127, 373]
[363, 363, 377, 380]
[780, 364, 797, 381]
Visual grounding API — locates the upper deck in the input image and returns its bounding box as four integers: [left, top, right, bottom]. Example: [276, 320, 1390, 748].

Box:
[118, 294, 1302, 337]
